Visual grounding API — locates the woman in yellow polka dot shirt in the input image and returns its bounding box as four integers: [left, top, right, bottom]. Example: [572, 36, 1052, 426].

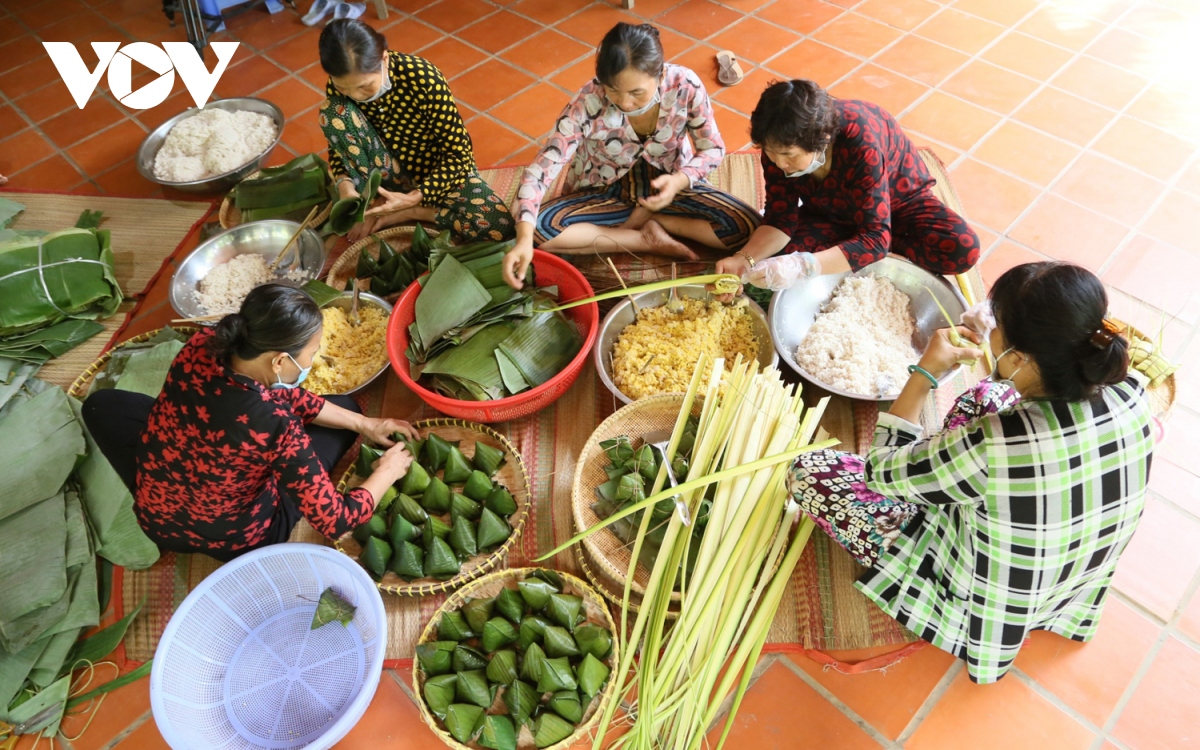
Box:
[317, 19, 515, 243]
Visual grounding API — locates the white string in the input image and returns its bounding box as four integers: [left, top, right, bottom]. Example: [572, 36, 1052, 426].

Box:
[0, 239, 109, 315]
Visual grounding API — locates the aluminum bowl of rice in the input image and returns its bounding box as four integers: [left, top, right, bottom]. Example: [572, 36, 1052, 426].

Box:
[169, 220, 327, 321]
[136, 97, 285, 194]
[308, 292, 393, 396]
[594, 284, 777, 405]
[767, 256, 968, 401]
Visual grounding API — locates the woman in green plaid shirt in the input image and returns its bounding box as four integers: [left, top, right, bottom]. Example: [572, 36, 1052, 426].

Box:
[788, 262, 1154, 684]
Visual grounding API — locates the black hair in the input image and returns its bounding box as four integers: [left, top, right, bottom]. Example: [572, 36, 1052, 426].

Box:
[989, 262, 1130, 401]
[750, 79, 840, 152]
[596, 22, 664, 87]
[207, 284, 323, 363]
[319, 18, 387, 77]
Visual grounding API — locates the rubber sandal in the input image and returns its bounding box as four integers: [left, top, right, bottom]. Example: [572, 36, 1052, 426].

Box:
[716, 50, 744, 86]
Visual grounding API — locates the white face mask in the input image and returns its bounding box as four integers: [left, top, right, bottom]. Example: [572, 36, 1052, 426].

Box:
[621, 91, 660, 117]
[785, 148, 826, 178]
[989, 346, 1022, 393]
[271, 352, 311, 390]
[359, 56, 391, 103]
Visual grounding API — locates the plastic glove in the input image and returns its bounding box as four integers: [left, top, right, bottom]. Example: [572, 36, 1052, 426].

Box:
[743, 252, 821, 291]
[960, 300, 995, 338]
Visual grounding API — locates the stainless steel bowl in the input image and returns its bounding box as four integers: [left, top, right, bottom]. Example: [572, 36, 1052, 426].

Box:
[136, 97, 285, 194]
[169, 220, 327, 321]
[320, 292, 394, 396]
[594, 284, 778, 405]
[767, 256, 968, 401]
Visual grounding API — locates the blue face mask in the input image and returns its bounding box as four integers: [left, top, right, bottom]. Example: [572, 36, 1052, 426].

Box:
[785, 147, 826, 178]
[271, 352, 311, 390]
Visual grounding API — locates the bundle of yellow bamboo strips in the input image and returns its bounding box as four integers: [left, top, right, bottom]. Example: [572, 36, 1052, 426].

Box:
[539, 354, 836, 749]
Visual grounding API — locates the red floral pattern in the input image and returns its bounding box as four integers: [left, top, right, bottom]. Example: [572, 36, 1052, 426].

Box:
[134, 330, 372, 555]
[762, 99, 980, 274]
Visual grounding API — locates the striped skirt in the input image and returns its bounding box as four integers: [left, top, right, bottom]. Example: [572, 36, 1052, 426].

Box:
[533, 160, 761, 249]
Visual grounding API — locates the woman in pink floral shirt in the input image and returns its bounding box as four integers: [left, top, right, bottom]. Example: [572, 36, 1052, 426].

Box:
[501, 23, 760, 288]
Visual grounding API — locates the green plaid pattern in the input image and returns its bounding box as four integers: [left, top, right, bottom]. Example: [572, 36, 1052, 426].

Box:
[856, 375, 1154, 684]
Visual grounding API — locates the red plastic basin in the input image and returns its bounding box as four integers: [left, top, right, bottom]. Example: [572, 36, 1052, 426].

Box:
[386, 250, 599, 423]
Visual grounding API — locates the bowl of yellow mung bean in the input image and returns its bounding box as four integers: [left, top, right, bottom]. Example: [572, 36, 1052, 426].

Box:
[307, 292, 393, 396]
[594, 285, 776, 404]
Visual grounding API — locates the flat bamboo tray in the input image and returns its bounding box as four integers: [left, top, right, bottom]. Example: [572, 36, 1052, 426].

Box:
[413, 567, 620, 750]
[335, 418, 531, 597]
[218, 169, 334, 230]
[325, 225, 442, 297]
[67, 325, 201, 399]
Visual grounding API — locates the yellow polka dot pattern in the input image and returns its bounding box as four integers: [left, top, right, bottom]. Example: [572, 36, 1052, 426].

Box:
[324, 52, 476, 205]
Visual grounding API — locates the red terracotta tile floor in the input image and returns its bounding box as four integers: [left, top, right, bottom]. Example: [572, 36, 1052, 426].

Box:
[2, 0, 1200, 747]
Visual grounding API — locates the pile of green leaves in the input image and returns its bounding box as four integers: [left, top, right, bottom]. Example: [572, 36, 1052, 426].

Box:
[418, 569, 614, 749]
[233, 153, 331, 223]
[404, 238, 582, 402]
[591, 417, 707, 586]
[351, 432, 517, 583]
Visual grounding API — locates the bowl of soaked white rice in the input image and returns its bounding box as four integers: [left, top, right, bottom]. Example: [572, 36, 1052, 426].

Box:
[136, 97, 285, 193]
[768, 256, 968, 401]
[169, 220, 327, 322]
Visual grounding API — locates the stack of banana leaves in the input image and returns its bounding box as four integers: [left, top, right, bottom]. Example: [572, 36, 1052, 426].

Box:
[591, 417, 705, 584]
[405, 241, 582, 401]
[0, 377, 159, 740]
[353, 223, 442, 298]
[0, 202, 123, 376]
[232, 153, 331, 222]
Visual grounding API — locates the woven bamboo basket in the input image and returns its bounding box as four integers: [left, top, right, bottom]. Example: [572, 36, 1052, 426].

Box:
[413, 567, 620, 750]
[335, 418, 531, 597]
[1113, 318, 1176, 419]
[218, 168, 335, 230]
[67, 325, 201, 399]
[572, 393, 703, 604]
[573, 542, 680, 620]
[325, 225, 441, 297]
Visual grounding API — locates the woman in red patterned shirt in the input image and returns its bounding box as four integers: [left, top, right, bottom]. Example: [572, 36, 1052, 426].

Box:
[82, 284, 413, 561]
[716, 79, 980, 289]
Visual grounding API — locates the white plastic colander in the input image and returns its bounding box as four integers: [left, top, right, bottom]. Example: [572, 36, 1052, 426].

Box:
[150, 544, 387, 750]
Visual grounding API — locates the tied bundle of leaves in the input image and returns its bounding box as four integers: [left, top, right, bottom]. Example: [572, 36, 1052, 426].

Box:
[233, 153, 331, 223]
[403, 240, 583, 402]
[417, 570, 615, 749]
[346, 430, 516, 585]
[309, 587, 356, 629]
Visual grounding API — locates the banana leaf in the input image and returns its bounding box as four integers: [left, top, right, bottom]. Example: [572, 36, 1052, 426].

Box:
[328, 169, 382, 236]
[414, 254, 491, 354]
[0, 319, 105, 365]
[356, 245, 378, 278]
[530, 569, 563, 590]
[445, 703, 486, 744]
[520, 642, 546, 685]
[577, 653, 611, 698]
[234, 162, 326, 209]
[416, 321, 515, 399]
[534, 712, 576, 748]
[0, 493, 67, 629]
[573, 625, 613, 660]
[462, 470, 493, 502]
[448, 516, 477, 559]
[518, 616, 549, 650]
[443, 446, 474, 484]
[438, 610, 473, 642]
[360, 537, 392, 579]
[503, 680, 538, 727]
[542, 626, 581, 659]
[399, 460, 431, 496]
[450, 493, 481, 522]
[0, 198, 24, 228]
[423, 515, 451, 545]
[411, 222, 434, 258]
[0, 386, 84, 523]
[107, 339, 184, 397]
[452, 645, 488, 672]
[485, 486, 517, 516]
[355, 444, 384, 478]
[351, 513, 387, 545]
[389, 540, 424, 580]
[421, 477, 451, 513]
[548, 689, 583, 724]
[27, 628, 82, 689]
[472, 441, 505, 476]
[486, 648, 517, 686]
[0, 638, 49, 713]
[422, 433, 457, 471]
[616, 473, 646, 503]
[462, 597, 495, 635]
[241, 196, 325, 223]
[496, 312, 582, 388]
[600, 436, 634, 465]
[535, 656, 578, 694]
[495, 349, 530, 395]
[479, 714, 517, 750]
[495, 588, 525, 625]
[4, 674, 69, 736]
[310, 588, 355, 629]
[476, 508, 510, 550]
[455, 669, 493, 709]
[0, 228, 123, 337]
[67, 397, 159, 569]
[417, 640, 456, 676]
[481, 617, 518, 653]
[377, 486, 398, 517]
[300, 279, 342, 308]
[425, 536, 461, 580]
[517, 580, 556, 612]
[423, 673, 457, 720]
[389, 515, 420, 548]
[395, 493, 428, 525]
[545, 595, 583, 632]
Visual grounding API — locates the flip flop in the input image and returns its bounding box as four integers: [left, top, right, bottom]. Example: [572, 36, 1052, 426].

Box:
[716, 50, 744, 86]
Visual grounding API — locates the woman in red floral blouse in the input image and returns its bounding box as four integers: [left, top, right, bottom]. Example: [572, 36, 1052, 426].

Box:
[82, 284, 413, 561]
[716, 79, 980, 287]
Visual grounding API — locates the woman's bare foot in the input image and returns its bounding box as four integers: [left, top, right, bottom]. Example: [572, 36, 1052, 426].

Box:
[641, 220, 697, 260]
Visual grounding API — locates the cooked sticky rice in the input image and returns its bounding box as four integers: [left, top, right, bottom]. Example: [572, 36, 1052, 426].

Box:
[612, 297, 759, 400]
[306, 306, 388, 395]
[794, 275, 919, 396]
[153, 108, 276, 182]
[194, 253, 303, 316]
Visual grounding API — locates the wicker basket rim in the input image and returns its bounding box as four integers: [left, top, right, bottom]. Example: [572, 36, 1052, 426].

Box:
[67, 325, 202, 399]
[218, 167, 335, 230]
[333, 418, 532, 597]
[411, 567, 621, 750]
[325, 225, 440, 292]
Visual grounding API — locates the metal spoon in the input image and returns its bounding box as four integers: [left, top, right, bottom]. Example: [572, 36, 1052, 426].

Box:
[666, 262, 685, 314]
[348, 282, 362, 327]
